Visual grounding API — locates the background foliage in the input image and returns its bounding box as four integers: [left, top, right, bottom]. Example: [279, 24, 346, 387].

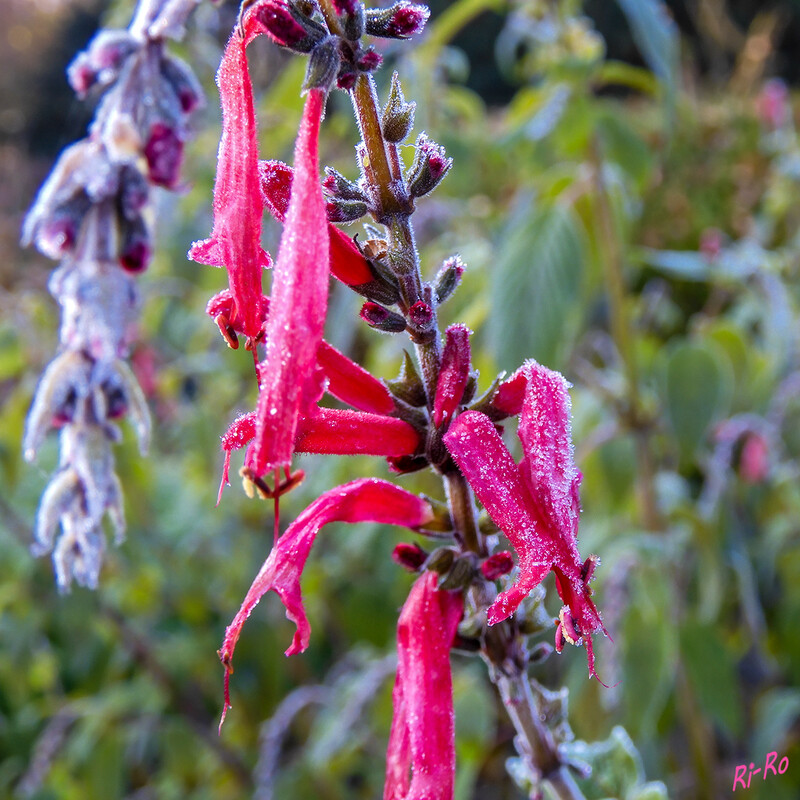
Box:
[2, 0, 800, 798]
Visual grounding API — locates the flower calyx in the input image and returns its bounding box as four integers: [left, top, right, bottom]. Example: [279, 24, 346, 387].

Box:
[407, 134, 452, 199]
[382, 72, 416, 144]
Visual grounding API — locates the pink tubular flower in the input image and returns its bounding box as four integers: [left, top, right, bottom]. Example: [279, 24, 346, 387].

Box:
[218, 478, 434, 726]
[443, 360, 607, 679]
[247, 87, 329, 477]
[188, 10, 271, 340]
[384, 571, 463, 800]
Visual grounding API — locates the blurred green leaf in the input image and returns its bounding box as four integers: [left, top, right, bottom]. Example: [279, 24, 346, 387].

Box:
[614, 0, 679, 102]
[490, 201, 585, 372]
[680, 621, 744, 737]
[661, 341, 734, 459]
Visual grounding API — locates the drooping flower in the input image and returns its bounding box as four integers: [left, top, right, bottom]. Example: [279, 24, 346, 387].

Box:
[246, 87, 330, 477]
[188, 9, 272, 341]
[218, 478, 434, 726]
[384, 571, 463, 800]
[443, 360, 607, 679]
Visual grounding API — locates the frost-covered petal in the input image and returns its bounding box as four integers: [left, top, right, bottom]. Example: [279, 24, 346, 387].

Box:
[443, 410, 552, 625]
[187, 10, 271, 339]
[248, 88, 329, 477]
[218, 479, 433, 725]
[316, 340, 394, 415]
[517, 361, 582, 548]
[384, 571, 463, 800]
[295, 408, 419, 457]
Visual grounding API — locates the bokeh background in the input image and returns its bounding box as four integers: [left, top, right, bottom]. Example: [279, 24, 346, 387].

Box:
[2, 0, 800, 798]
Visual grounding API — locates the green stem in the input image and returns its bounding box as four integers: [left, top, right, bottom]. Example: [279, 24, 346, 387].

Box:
[590, 136, 661, 531]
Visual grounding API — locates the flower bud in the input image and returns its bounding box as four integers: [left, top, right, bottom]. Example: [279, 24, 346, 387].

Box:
[357, 48, 382, 72]
[382, 72, 416, 144]
[326, 198, 367, 222]
[407, 134, 452, 198]
[361, 301, 406, 333]
[434, 255, 464, 304]
[32, 197, 89, 259]
[408, 300, 433, 328]
[143, 123, 183, 188]
[365, 1, 430, 39]
[303, 35, 341, 93]
[323, 167, 367, 201]
[337, 69, 358, 91]
[480, 551, 514, 581]
[119, 215, 152, 272]
[254, 0, 326, 52]
[160, 53, 204, 114]
[392, 542, 427, 571]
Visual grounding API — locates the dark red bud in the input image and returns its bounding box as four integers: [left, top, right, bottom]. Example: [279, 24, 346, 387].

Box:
[361, 302, 406, 332]
[434, 255, 465, 304]
[365, 2, 430, 39]
[120, 239, 151, 273]
[144, 123, 183, 188]
[392, 542, 427, 571]
[255, 1, 311, 48]
[337, 70, 358, 91]
[387, 3, 429, 36]
[119, 214, 151, 272]
[104, 385, 128, 419]
[480, 551, 514, 581]
[357, 48, 382, 72]
[408, 300, 433, 328]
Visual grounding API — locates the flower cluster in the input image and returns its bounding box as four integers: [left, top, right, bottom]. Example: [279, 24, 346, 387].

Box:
[22, 0, 202, 589]
[191, 2, 607, 795]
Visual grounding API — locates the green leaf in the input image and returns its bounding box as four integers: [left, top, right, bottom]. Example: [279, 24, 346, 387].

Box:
[752, 688, 800, 760]
[489, 201, 584, 372]
[680, 621, 744, 736]
[661, 341, 734, 459]
[614, 0, 679, 99]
